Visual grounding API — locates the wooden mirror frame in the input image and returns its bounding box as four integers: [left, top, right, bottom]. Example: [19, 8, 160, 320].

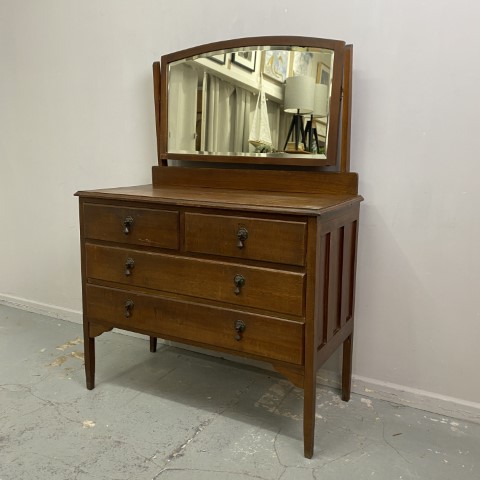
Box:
[153, 36, 352, 169]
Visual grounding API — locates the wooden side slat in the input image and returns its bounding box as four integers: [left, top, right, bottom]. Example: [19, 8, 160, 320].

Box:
[348, 220, 358, 320]
[326, 229, 338, 343]
[320, 233, 330, 347]
[340, 223, 351, 327]
[335, 226, 345, 332]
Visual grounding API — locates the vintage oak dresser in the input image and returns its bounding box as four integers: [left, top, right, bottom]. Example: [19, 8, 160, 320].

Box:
[76, 36, 362, 458]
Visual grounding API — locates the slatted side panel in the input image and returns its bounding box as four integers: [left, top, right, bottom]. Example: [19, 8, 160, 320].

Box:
[316, 214, 358, 350]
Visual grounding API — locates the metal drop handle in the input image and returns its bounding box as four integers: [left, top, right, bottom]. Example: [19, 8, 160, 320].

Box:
[236, 227, 248, 249]
[233, 274, 245, 295]
[234, 319, 246, 341]
[124, 300, 134, 318]
[123, 216, 134, 235]
[124, 257, 135, 276]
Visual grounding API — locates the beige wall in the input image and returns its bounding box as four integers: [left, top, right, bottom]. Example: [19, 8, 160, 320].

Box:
[1, 0, 479, 412]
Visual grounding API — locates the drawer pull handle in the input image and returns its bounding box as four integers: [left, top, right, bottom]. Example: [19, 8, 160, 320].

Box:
[234, 320, 246, 341]
[124, 257, 135, 276]
[236, 227, 248, 249]
[123, 216, 134, 235]
[124, 299, 134, 318]
[233, 274, 245, 295]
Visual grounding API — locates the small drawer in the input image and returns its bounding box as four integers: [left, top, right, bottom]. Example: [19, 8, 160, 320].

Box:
[185, 213, 306, 266]
[85, 244, 305, 316]
[83, 203, 179, 249]
[86, 285, 304, 365]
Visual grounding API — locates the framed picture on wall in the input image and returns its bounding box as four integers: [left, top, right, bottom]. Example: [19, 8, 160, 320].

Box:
[232, 51, 257, 71]
[209, 53, 226, 65]
[292, 52, 314, 77]
[262, 50, 289, 83]
[262, 50, 290, 83]
[317, 63, 331, 85]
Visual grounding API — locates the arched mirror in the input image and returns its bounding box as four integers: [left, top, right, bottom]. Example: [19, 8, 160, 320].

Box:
[155, 36, 348, 167]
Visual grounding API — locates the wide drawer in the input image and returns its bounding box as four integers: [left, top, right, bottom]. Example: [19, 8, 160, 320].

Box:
[185, 213, 306, 266]
[86, 285, 304, 365]
[83, 203, 179, 249]
[85, 244, 305, 316]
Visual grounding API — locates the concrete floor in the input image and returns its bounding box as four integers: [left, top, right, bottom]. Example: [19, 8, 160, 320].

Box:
[0, 304, 479, 480]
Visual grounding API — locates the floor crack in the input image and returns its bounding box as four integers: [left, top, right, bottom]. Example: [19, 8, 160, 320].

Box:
[273, 428, 288, 468]
[153, 375, 260, 473]
[153, 467, 270, 479]
[314, 445, 366, 471]
[382, 422, 412, 464]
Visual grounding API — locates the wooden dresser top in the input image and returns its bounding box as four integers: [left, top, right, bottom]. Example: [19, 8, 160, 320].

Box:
[76, 184, 362, 216]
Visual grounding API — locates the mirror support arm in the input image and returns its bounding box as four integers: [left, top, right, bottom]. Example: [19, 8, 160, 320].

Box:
[153, 61, 167, 166]
[339, 44, 353, 173]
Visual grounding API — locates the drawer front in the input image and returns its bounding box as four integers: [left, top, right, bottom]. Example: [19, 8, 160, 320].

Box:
[83, 203, 179, 249]
[86, 285, 304, 365]
[85, 244, 305, 316]
[185, 213, 306, 266]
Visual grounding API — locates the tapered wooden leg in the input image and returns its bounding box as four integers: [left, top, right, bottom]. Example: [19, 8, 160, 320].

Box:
[342, 334, 353, 402]
[303, 372, 316, 458]
[84, 336, 95, 390]
[150, 336, 157, 353]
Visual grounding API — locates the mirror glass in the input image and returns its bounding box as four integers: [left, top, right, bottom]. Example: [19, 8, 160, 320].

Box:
[167, 46, 334, 161]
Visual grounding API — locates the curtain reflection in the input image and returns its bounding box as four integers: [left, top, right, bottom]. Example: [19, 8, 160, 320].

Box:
[169, 66, 288, 154]
[202, 73, 252, 153]
[202, 73, 286, 154]
[168, 64, 198, 151]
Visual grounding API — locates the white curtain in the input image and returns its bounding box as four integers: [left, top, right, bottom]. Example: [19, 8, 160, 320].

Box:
[202, 73, 252, 153]
[168, 64, 198, 151]
[233, 86, 251, 152]
[268, 101, 288, 151]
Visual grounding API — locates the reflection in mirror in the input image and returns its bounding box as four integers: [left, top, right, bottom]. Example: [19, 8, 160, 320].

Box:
[167, 46, 334, 160]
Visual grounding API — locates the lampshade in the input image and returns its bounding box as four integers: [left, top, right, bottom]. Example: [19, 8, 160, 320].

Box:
[284, 76, 315, 114]
[313, 84, 329, 117]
